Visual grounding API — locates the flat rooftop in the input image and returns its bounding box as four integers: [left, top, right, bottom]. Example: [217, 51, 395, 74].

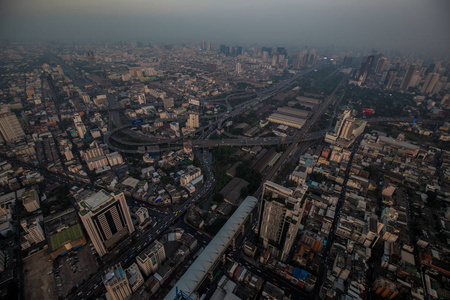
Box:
[82, 190, 112, 211]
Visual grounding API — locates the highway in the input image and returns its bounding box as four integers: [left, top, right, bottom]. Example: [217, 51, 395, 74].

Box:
[106, 66, 320, 152]
[253, 74, 348, 198]
[47, 58, 326, 299]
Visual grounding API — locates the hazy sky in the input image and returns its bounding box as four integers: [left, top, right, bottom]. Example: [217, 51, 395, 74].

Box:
[1, 0, 449, 54]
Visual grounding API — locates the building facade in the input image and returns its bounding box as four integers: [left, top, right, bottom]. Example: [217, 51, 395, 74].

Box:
[78, 190, 134, 257]
[103, 264, 132, 300]
[136, 240, 166, 276]
[258, 181, 307, 262]
[0, 108, 25, 143]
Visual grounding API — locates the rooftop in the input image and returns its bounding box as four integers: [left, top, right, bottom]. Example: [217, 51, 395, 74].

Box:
[164, 196, 258, 300]
[82, 190, 112, 210]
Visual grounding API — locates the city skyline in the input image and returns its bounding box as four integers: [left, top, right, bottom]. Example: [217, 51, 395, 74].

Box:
[1, 0, 449, 56]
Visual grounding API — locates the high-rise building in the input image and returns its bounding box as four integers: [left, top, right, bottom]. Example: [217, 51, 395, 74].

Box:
[72, 112, 87, 138]
[103, 264, 132, 300]
[258, 181, 307, 262]
[186, 113, 199, 128]
[272, 55, 278, 67]
[421, 73, 439, 95]
[399, 65, 416, 91]
[375, 57, 387, 74]
[334, 109, 352, 136]
[21, 219, 45, 244]
[385, 71, 397, 90]
[380, 71, 388, 84]
[206, 42, 211, 51]
[236, 62, 242, 74]
[136, 240, 166, 276]
[294, 56, 303, 69]
[220, 44, 227, 55]
[262, 51, 269, 62]
[201, 40, 205, 50]
[0, 107, 25, 143]
[359, 55, 375, 84]
[431, 77, 446, 96]
[78, 190, 134, 257]
[409, 70, 421, 88]
[340, 118, 356, 140]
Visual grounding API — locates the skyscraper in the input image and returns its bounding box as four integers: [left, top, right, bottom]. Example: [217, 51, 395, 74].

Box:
[385, 71, 397, 90]
[334, 108, 352, 137]
[236, 62, 242, 74]
[258, 181, 307, 262]
[103, 264, 132, 300]
[220, 44, 227, 55]
[0, 107, 25, 143]
[399, 65, 416, 91]
[272, 54, 278, 67]
[359, 55, 375, 84]
[375, 57, 387, 74]
[421, 73, 440, 95]
[78, 190, 134, 257]
[409, 70, 421, 88]
[340, 118, 356, 140]
[72, 112, 87, 138]
[430, 77, 446, 96]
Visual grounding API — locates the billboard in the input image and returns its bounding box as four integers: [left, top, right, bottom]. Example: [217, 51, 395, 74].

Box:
[132, 118, 144, 125]
[362, 108, 375, 115]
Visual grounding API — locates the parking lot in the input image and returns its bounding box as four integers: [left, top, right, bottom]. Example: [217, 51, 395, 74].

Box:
[55, 245, 99, 298]
[23, 250, 58, 300]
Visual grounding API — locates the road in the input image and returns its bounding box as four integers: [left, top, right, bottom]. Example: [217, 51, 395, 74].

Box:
[105, 66, 320, 152]
[44, 58, 325, 299]
[253, 73, 348, 199]
[312, 135, 363, 299]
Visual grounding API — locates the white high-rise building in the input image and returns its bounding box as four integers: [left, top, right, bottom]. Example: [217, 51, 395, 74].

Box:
[136, 240, 166, 276]
[72, 113, 87, 138]
[21, 219, 45, 244]
[186, 113, 199, 128]
[258, 181, 307, 262]
[0, 107, 25, 143]
[236, 62, 242, 74]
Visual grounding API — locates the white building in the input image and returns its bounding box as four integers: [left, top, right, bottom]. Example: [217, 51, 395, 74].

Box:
[180, 167, 202, 187]
[136, 240, 166, 276]
[186, 113, 199, 128]
[125, 263, 144, 292]
[21, 219, 45, 244]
